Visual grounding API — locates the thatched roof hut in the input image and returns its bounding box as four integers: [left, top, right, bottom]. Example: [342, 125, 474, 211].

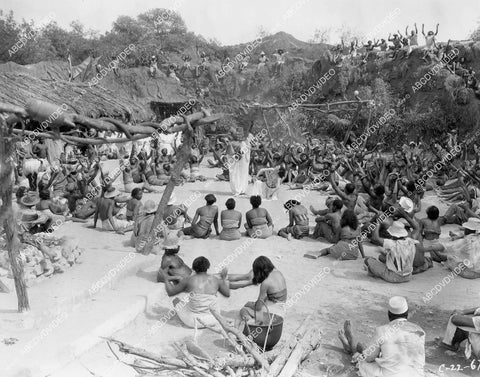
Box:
[0, 60, 193, 122]
[0, 72, 151, 122]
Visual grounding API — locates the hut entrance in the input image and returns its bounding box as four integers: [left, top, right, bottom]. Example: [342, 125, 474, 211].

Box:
[150, 101, 191, 120]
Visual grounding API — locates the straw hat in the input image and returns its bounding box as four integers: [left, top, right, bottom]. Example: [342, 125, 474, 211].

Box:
[462, 217, 480, 232]
[388, 296, 408, 315]
[20, 209, 48, 224]
[104, 187, 121, 199]
[19, 193, 40, 207]
[143, 200, 157, 214]
[162, 232, 180, 249]
[399, 197, 414, 213]
[387, 220, 408, 238]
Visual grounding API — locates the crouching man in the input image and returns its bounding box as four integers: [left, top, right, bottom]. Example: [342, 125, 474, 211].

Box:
[339, 296, 426, 377]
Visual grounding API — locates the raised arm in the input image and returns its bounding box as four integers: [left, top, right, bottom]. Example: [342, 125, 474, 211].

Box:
[422, 24, 426, 37]
[435, 23, 439, 36]
[329, 172, 348, 200]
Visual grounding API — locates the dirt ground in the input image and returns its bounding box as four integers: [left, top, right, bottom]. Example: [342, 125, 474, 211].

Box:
[3, 158, 479, 377]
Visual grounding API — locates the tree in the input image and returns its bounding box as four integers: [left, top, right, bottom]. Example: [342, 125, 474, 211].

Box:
[257, 26, 271, 39]
[308, 27, 331, 44]
[471, 21, 480, 41]
[335, 24, 364, 44]
[0, 10, 21, 63]
[137, 8, 187, 35]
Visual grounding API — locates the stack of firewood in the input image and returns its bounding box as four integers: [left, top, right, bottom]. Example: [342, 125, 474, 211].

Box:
[0, 233, 83, 292]
[106, 312, 321, 377]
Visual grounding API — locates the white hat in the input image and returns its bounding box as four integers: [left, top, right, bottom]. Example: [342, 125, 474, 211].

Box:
[462, 217, 480, 231]
[162, 232, 180, 249]
[399, 197, 414, 213]
[387, 220, 408, 238]
[388, 296, 408, 315]
[142, 200, 157, 214]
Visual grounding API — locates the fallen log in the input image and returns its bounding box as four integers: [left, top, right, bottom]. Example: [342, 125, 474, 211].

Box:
[214, 349, 280, 369]
[185, 340, 213, 362]
[267, 315, 311, 376]
[105, 338, 188, 369]
[276, 329, 321, 377]
[210, 309, 270, 372]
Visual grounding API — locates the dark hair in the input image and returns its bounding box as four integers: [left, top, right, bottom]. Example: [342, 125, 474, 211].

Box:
[465, 228, 476, 235]
[332, 199, 343, 211]
[164, 247, 180, 255]
[39, 190, 50, 200]
[426, 206, 439, 220]
[131, 188, 142, 197]
[284, 199, 300, 210]
[252, 256, 275, 284]
[225, 198, 236, 210]
[406, 181, 416, 192]
[374, 184, 385, 196]
[192, 256, 210, 273]
[205, 194, 216, 205]
[278, 167, 286, 178]
[388, 310, 408, 321]
[340, 209, 358, 230]
[16, 186, 28, 200]
[250, 195, 262, 208]
[345, 183, 355, 194]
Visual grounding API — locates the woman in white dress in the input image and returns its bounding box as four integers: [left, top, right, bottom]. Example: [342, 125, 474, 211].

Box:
[226, 126, 253, 196]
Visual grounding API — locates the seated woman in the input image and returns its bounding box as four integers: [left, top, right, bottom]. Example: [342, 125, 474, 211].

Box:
[156, 232, 192, 283]
[159, 256, 230, 329]
[126, 188, 143, 222]
[36, 190, 69, 223]
[229, 256, 287, 329]
[184, 194, 219, 239]
[244, 195, 274, 239]
[419, 205, 447, 262]
[316, 210, 365, 260]
[220, 198, 242, 241]
[441, 306, 480, 358]
[278, 199, 309, 240]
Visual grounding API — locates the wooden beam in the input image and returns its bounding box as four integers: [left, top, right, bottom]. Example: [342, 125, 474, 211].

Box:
[0, 116, 29, 312]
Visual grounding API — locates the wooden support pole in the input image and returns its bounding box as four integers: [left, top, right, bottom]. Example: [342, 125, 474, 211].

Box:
[0, 115, 29, 312]
[142, 116, 195, 255]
